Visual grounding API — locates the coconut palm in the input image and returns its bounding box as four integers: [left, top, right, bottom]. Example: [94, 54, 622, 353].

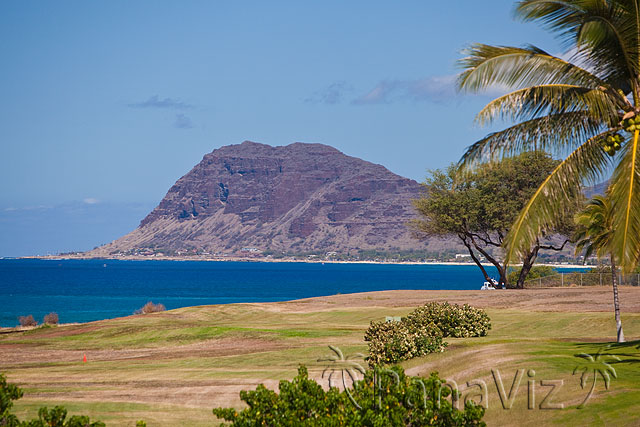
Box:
[457, 0, 640, 275]
[574, 195, 625, 342]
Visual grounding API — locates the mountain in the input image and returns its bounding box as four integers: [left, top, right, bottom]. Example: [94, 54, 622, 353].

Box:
[584, 180, 610, 199]
[87, 141, 442, 257]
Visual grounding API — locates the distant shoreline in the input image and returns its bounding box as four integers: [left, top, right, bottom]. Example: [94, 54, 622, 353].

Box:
[17, 255, 592, 269]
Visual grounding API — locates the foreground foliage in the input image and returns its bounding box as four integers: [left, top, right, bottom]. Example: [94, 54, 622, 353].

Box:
[365, 303, 491, 366]
[0, 374, 104, 427]
[213, 366, 486, 426]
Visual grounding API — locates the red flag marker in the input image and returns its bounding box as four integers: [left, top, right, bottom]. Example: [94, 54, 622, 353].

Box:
[83, 353, 87, 363]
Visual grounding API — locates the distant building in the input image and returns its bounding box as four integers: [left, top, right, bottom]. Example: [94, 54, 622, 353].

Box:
[240, 247, 262, 253]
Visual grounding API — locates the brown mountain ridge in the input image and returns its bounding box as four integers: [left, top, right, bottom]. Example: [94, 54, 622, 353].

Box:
[87, 141, 443, 257]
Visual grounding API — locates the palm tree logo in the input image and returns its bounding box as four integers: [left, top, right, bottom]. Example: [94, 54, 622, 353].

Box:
[318, 345, 366, 409]
[573, 348, 620, 408]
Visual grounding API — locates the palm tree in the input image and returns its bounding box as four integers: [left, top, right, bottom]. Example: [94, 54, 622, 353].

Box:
[456, 0, 640, 275]
[574, 195, 625, 342]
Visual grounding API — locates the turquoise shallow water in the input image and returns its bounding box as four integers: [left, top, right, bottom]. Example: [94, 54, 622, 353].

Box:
[0, 259, 586, 327]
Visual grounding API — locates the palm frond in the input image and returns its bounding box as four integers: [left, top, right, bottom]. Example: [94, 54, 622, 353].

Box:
[516, 0, 640, 91]
[457, 44, 617, 94]
[503, 134, 611, 265]
[459, 111, 606, 168]
[609, 129, 640, 272]
[573, 194, 614, 260]
[475, 84, 622, 126]
[516, 0, 588, 40]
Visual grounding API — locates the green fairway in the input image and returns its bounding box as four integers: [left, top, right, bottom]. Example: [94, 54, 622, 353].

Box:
[1, 289, 639, 426]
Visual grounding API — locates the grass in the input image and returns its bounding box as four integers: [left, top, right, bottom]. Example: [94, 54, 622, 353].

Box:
[1, 292, 639, 426]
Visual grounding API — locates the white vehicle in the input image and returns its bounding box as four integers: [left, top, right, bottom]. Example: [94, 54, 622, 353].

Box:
[481, 278, 499, 290]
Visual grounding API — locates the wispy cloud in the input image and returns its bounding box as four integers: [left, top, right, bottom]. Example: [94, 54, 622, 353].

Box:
[83, 198, 100, 205]
[305, 82, 353, 105]
[352, 75, 457, 105]
[128, 95, 194, 110]
[174, 114, 194, 129]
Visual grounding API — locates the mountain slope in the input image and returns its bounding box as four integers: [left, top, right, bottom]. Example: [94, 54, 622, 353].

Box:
[88, 141, 434, 256]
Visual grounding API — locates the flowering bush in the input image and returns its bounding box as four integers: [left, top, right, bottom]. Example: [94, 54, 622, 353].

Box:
[364, 320, 446, 367]
[406, 302, 491, 338]
[365, 302, 490, 366]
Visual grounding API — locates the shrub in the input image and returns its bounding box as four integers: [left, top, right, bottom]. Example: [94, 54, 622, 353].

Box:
[213, 365, 485, 426]
[43, 312, 59, 325]
[364, 319, 446, 366]
[507, 265, 557, 285]
[1, 373, 104, 427]
[365, 302, 490, 367]
[18, 315, 37, 327]
[134, 302, 166, 315]
[406, 302, 491, 338]
[26, 406, 105, 427]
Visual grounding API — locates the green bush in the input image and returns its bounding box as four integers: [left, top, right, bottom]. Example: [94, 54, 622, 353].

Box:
[0, 373, 104, 427]
[213, 365, 485, 426]
[20, 406, 105, 427]
[365, 302, 490, 367]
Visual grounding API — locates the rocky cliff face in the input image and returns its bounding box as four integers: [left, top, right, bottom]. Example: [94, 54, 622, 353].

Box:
[89, 141, 437, 256]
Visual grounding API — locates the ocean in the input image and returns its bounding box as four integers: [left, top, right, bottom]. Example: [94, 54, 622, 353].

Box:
[0, 259, 586, 327]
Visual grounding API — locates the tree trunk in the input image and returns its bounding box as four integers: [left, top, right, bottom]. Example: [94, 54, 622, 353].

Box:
[516, 245, 540, 289]
[610, 254, 625, 343]
[460, 234, 492, 283]
[469, 237, 506, 288]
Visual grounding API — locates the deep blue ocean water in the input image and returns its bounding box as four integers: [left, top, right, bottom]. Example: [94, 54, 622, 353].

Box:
[0, 259, 586, 327]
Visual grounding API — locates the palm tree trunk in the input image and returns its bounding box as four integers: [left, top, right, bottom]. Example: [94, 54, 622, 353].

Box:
[610, 254, 625, 343]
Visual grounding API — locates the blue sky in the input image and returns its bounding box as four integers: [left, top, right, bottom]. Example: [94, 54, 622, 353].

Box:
[0, 1, 562, 256]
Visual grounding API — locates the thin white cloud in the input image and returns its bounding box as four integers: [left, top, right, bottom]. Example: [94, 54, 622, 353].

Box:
[128, 95, 194, 110]
[305, 82, 353, 105]
[174, 114, 194, 129]
[83, 198, 100, 205]
[352, 75, 458, 105]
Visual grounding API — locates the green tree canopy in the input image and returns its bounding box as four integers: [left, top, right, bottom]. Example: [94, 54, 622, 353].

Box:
[412, 151, 578, 288]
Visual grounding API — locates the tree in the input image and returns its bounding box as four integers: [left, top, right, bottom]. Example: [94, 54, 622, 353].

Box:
[574, 195, 625, 342]
[412, 151, 576, 288]
[457, 0, 640, 275]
